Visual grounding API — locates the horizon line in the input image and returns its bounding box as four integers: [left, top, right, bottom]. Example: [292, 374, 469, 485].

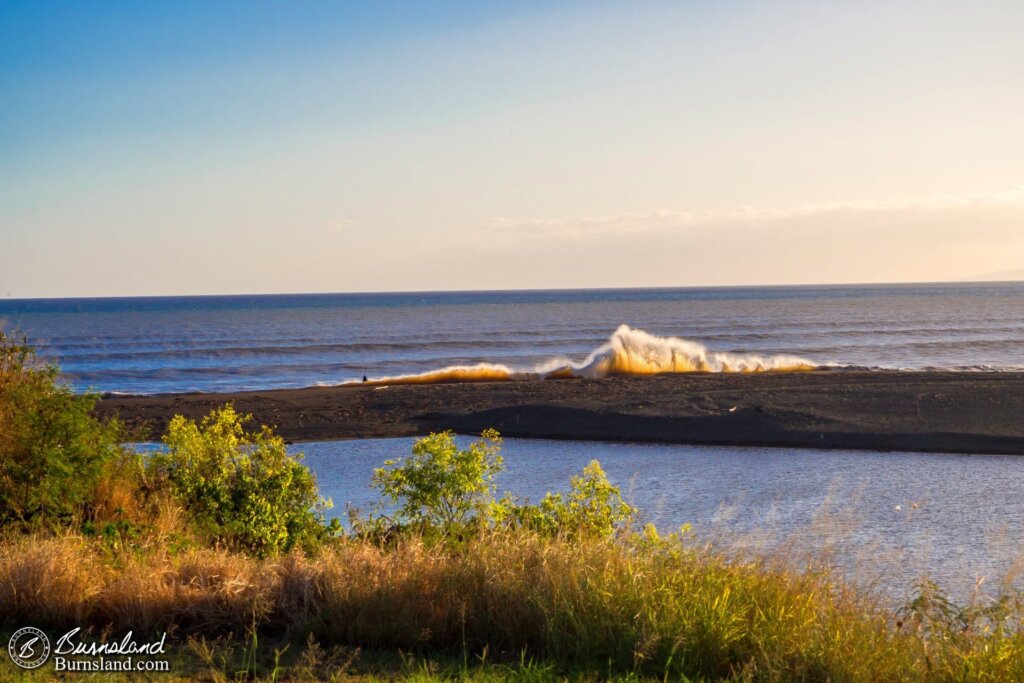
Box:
[2, 277, 1022, 303]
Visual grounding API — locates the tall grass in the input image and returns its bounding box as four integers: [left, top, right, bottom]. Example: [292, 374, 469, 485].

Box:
[2, 529, 1022, 680]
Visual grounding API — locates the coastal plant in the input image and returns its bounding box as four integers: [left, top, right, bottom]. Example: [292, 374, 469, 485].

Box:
[370, 429, 504, 535]
[148, 405, 339, 557]
[0, 331, 127, 529]
[369, 431, 638, 542]
[514, 460, 637, 538]
[3, 528, 1024, 680]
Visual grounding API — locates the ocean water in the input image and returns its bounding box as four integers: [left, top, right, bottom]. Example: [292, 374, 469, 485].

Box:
[299, 436, 1024, 601]
[6, 282, 1024, 597]
[2, 282, 1023, 394]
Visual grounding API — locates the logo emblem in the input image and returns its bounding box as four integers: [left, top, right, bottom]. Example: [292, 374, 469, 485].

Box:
[8, 627, 50, 669]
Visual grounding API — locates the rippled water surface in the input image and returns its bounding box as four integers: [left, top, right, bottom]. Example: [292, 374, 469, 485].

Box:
[301, 437, 1024, 602]
[10, 283, 1021, 600]
[2, 282, 1023, 393]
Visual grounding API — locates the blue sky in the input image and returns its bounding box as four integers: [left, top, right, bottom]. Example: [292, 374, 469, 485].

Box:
[2, 1, 1023, 297]
[2, 2, 550, 185]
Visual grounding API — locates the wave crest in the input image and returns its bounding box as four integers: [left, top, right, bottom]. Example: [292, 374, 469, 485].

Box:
[350, 324, 816, 386]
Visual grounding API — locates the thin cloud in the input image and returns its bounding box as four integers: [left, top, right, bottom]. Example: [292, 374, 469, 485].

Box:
[482, 186, 1024, 244]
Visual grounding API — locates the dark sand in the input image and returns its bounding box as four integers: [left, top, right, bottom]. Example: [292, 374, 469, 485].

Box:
[94, 371, 1024, 454]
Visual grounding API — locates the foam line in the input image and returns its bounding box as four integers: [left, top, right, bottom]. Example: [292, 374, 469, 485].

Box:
[347, 325, 816, 386]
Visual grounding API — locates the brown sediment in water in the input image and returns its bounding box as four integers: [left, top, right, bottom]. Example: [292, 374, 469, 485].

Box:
[95, 370, 1024, 455]
[346, 325, 817, 385]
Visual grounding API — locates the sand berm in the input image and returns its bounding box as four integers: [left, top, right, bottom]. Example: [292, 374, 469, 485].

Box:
[94, 370, 1024, 455]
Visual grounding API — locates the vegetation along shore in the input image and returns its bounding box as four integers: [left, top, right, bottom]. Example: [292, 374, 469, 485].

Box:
[4, 333, 1024, 680]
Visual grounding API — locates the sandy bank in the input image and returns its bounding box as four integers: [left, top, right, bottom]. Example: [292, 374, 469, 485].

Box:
[93, 371, 1024, 455]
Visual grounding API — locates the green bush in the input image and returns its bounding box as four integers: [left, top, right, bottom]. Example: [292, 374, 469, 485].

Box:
[517, 460, 637, 538]
[371, 429, 504, 534]
[367, 430, 636, 541]
[0, 332, 126, 528]
[149, 405, 339, 556]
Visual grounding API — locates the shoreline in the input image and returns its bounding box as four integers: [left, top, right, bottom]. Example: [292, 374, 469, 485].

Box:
[95, 370, 1024, 455]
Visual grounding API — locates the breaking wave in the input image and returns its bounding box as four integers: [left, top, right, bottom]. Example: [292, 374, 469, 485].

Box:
[348, 325, 816, 386]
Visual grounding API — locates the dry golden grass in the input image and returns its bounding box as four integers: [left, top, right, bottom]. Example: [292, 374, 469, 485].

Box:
[0, 535, 103, 626]
[1, 530, 1023, 680]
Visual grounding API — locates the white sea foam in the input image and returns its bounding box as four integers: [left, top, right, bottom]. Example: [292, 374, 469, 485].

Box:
[348, 325, 816, 386]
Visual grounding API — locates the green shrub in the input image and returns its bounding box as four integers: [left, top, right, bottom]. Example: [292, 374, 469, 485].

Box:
[149, 405, 338, 556]
[368, 431, 636, 541]
[370, 429, 504, 534]
[0, 332, 126, 528]
[516, 460, 637, 538]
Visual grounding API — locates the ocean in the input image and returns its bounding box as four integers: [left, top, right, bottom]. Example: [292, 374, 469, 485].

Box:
[5, 281, 1024, 598]
[2, 281, 1023, 395]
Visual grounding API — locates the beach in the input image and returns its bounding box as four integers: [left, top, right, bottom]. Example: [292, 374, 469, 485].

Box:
[96, 370, 1024, 454]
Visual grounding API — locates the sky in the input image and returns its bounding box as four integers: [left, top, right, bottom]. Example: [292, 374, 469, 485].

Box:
[2, 0, 1023, 297]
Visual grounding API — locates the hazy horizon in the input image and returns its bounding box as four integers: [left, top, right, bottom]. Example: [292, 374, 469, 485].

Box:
[3, 1, 1022, 298]
[4, 275, 1024, 302]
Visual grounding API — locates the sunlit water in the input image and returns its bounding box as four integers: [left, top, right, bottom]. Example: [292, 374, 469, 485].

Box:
[3, 282, 1024, 394]
[9, 284, 1024, 603]
[298, 437, 1024, 604]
